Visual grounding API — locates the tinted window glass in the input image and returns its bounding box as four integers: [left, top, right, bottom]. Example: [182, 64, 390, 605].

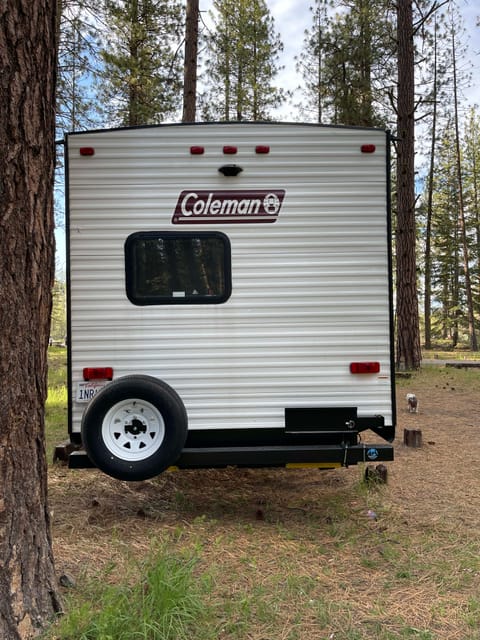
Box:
[125, 232, 231, 305]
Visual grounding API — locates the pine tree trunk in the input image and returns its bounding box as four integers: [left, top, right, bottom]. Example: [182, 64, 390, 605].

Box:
[128, 0, 140, 126]
[182, 0, 199, 122]
[424, 18, 439, 351]
[395, 0, 422, 370]
[0, 1, 62, 637]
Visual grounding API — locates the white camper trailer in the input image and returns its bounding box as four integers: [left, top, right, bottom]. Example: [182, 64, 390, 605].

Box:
[64, 122, 395, 481]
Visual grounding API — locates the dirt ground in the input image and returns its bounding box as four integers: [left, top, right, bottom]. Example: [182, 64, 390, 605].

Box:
[48, 366, 480, 639]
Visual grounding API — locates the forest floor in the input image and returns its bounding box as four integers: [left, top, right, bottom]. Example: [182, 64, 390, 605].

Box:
[46, 356, 480, 639]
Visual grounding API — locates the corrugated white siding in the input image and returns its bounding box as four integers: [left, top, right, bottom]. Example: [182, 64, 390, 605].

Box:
[67, 123, 393, 433]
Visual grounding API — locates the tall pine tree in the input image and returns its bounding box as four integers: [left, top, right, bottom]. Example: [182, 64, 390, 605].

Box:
[201, 0, 285, 121]
[1, 1, 61, 635]
[463, 107, 480, 323]
[56, 0, 99, 134]
[97, 0, 183, 126]
[430, 124, 462, 344]
[295, 0, 330, 123]
[296, 0, 394, 127]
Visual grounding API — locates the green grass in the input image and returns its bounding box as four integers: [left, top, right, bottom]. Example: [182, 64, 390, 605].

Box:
[422, 347, 480, 361]
[396, 360, 480, 394]
[48, 346, 68, 386]
[45, 546, 211, 640]
[464, 597, 480, 630]
[46, 346, 68, 462]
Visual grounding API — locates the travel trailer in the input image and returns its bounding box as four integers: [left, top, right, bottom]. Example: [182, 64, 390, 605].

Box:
[64, 122, 395, 481]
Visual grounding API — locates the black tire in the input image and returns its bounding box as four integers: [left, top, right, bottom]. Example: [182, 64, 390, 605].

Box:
[81, 375, 188, 481]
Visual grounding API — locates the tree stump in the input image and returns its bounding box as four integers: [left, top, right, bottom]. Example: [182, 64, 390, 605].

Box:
[404, 428, 422, 447]
[365, 464, 388, 484]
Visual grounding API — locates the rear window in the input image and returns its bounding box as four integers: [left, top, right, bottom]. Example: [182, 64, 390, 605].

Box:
[125, 231, 231, 305]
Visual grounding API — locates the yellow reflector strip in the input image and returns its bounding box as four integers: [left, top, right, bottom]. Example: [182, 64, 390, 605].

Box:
[286, 462, 342, 469]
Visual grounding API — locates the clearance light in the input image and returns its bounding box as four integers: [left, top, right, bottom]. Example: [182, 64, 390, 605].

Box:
[190, 146, 205, 155]
[350, 362, 380, 374]
[255, 145, 270, 154]
[83, 367, 114, 381]
[79, 147, 95, 156]
[361, 144, 376, 154]
[223, 145, 237, 154]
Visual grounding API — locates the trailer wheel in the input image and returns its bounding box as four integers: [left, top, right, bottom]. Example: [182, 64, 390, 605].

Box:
[81, 375, 187, 481]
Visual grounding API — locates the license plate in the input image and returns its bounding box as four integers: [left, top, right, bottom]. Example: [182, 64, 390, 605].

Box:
[76, 380, 108, 403]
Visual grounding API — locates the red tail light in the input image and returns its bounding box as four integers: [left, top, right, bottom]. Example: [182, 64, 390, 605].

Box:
[361, 144, 376, 154]
[350, 362, 380, 374]
[223, 145, 237, 154]
[79, 147, 95, 156]
[83, 367, 113, 381]
[190, 146, 205, 155]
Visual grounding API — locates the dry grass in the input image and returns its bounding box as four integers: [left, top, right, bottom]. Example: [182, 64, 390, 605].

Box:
[48, 366, 480, 639]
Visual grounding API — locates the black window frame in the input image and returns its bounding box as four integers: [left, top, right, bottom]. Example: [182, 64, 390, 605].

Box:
[125, 231, 232, 306]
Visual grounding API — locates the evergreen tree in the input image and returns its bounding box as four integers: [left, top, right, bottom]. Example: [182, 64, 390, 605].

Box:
[56, 0, 99, 134]
[449, 4, 477, 350]
[422, 104, 480, 348]
[295, 0, 330, 123]
[182, 0, 199, 121]
[430, 124, 462, 344]
[296, 0, 394, 127]
[56, 1, 100, 235]
[97, 0, 184, 126]
[418, 2, 471, 348]
[1, 1, 61, 635]
[463, 107, 480, 321]
[393, 0, 449, 364]
[328, 0, 393, 126]
[421, 11, 452, 348]
[200, 0, 286, 121]
[396, 0, 422, 369]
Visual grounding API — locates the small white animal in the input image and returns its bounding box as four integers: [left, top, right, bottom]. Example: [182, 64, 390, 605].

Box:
[406, 393, 418, 413]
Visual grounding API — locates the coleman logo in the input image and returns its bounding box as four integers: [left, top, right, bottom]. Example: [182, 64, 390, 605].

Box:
[172, 189, 285, 224]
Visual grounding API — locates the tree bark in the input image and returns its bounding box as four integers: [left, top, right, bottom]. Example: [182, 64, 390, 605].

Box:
[182, 0, 199, 122]
[424, 18, 439, 351]
[395, 0, 422, 370]
[0, 1, 62, 637]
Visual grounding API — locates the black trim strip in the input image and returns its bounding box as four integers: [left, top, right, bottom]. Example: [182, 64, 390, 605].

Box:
[176, 443, 394, 468]
[386, 130, 397, 433]
[64, 134, 74, 440]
